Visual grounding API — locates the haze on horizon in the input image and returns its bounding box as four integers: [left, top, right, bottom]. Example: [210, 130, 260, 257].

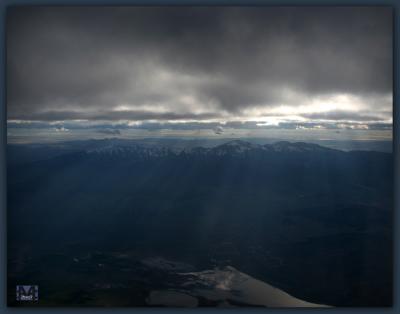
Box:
[7, 6, 393, 143]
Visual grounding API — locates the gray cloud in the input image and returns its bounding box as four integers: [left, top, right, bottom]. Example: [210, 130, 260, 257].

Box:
[213, 126, 224, 135]
[7, 6, 392, 124]
[96, 129, 121, 135]
[7, 119, 392, 132]
[8, 110, 221, 121]
[301, 110, 391, 122]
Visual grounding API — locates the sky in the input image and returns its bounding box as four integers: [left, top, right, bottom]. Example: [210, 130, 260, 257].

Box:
[7, 6, 393, 142]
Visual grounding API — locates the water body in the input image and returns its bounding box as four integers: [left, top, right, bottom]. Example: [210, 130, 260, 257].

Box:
[147, 266, 330, 307]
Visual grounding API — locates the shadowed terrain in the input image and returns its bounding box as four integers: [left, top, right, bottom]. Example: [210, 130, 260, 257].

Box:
[7, 139, 392, 307]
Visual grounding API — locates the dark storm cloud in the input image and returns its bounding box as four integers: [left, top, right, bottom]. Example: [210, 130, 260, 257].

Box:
[7, 6, 392, 122]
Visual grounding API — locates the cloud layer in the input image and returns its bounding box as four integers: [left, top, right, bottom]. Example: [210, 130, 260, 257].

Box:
[7, 6, 393, 131]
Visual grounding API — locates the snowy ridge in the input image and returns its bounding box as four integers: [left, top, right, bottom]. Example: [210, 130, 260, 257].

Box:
[85, 143, 172, 159]
[82, 139, 337, 160]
